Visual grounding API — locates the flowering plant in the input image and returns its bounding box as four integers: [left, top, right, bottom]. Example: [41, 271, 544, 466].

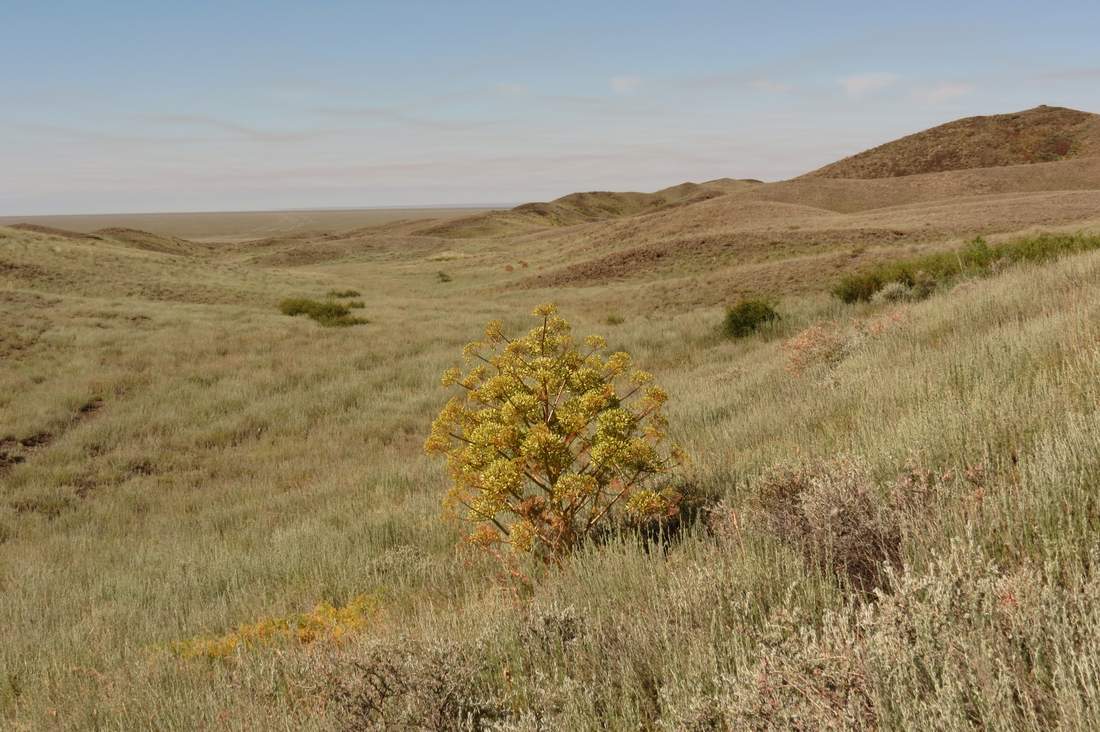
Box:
[426, 304, 685, 560]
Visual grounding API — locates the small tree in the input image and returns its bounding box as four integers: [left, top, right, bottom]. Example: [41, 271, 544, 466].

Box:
[425, 304, 685, 560]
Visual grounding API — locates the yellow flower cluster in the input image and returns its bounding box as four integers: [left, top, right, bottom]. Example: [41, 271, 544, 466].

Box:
[173, 594, 377, 661]
[426, 304, 685, 559]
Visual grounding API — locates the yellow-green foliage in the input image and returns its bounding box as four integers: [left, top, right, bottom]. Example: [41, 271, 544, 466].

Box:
[279, 297, 367, 327]
[425, 304, 685, 559]
[174, 595, 377, 660]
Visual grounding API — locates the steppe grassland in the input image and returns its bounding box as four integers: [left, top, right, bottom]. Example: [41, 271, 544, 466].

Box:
[2, 222, 1100, 727]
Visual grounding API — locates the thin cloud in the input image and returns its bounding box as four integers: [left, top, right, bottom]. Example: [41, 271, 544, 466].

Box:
[610, 75, 642, 95]
[311, 105, 483, 132]
[144, 114, 319, 142]
[13, 121, 212, 145]
[540, 93, 663, 117]
[914, 82, 974, 104]
[840, 72, 899, 98]
[493, 82, 528, 96]
[750, 79, 793, 93]
[1033, 67, 1100, 81]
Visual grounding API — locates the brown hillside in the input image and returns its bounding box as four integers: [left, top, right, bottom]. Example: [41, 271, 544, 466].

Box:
[93, 227, 200, 256]
[807, 105, 1100, 179]
[416, 179, 761, 238]
[8, 223, 102, 240]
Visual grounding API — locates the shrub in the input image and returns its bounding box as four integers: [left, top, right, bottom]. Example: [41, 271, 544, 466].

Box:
[722, 299, 779, 338]
[784, 310, 907, 377]
[783, 322, 850, 375]
[870, 280, 912, 304]
[425, 304, 686, 561]
[832, 272, 884, 304]
[326, 289, 361, 298]
[833, 233, 1100, 303]
[750, 459, 908, 593]
[709, 539, 1100, 730]
[437, 271, 453, 283]
[328, 639, 508, 730]
[279, 298, 367, 327]
[605, 314, 625, 326]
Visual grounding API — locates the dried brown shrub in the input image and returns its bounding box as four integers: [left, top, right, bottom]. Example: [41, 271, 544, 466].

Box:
[783, 310, 907, 376]
[328, 639, 508, 731]
[749, 458, 933, 593]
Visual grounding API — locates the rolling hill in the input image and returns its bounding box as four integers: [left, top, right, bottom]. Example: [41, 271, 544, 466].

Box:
[6, 106, 1099, 308]
[416, 179, 762, 238]
[805, 104, 1100, 179]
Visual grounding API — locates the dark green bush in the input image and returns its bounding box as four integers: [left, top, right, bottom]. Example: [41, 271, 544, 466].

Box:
[326, 289, 361, 298]
[723, 299, 780, 338]
[279, 298, 367, 327]
[833, 234, 1100, 303]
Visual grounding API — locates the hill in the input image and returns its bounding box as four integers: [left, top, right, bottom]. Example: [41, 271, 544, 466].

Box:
[416, 179, 762, 238]
[806, 105, 1100, 179]
[7, 223, 102, 240]
[92, 227, 203, 256]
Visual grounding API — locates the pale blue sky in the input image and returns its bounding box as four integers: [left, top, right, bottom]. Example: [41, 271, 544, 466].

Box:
[2, 1, 1099, 214]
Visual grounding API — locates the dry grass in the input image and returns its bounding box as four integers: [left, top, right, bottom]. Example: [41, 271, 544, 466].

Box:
[3, 137, 1100, 729]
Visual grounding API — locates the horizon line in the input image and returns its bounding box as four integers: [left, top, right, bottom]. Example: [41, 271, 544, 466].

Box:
[0, 202, 520, 220]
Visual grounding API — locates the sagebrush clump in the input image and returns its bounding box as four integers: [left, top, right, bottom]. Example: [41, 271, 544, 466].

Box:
[870, 280, 913, 304]
[783, 309, 907, 376]
[279, 298, 367, 327]
[706, 539, 1100, 730]
[425, 304, 686, 560]
[330, 639, 508, 730]
[722, 298, 779, 338]
[750, 458, 918, 592]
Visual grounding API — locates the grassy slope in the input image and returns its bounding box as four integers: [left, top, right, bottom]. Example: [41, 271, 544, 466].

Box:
[3, 214, 1100, 728]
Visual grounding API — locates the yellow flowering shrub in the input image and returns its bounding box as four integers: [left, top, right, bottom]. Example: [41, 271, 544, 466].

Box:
[426, 304, 686, 560]
[174, 594, 377, 660]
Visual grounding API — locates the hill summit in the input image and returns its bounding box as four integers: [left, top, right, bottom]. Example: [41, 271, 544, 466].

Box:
[806, 105, 1100, 179]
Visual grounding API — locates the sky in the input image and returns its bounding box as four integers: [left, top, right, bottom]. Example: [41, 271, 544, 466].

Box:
[2, 0, 1099, 215]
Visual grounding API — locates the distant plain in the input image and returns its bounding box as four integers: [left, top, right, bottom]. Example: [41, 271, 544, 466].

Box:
[0, 206, 492, 242]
